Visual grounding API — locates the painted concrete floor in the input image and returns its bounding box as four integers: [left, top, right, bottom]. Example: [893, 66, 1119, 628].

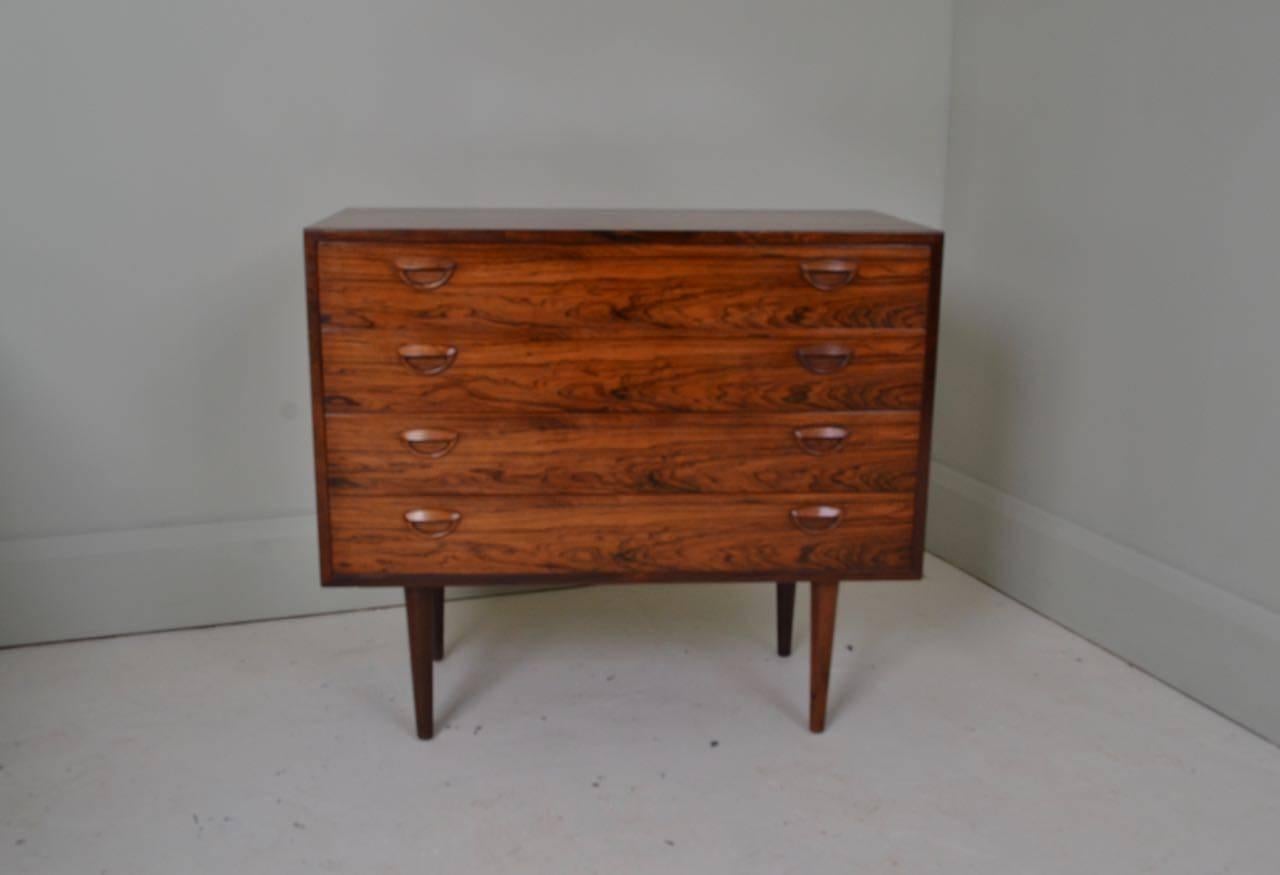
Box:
[2, 558, 1278, 874]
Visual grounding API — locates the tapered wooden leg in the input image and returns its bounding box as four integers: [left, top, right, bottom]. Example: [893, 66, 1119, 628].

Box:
[405, 588, 435, 740]
[809, 578, 840, 733]
[432, 587, 444, 662]
[776, 581, 796, 657]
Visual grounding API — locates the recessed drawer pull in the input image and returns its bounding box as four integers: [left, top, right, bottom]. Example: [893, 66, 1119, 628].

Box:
[793, 425, 850, 456]
[398, 344, 458, 376]
[790, 505, 843, 534]
[795, 343, 852, 375]
[404, 508, 462, 539]
[397, 258, 456, 290]
[800, 259, 858, 291]
[401, 428, 460, 458]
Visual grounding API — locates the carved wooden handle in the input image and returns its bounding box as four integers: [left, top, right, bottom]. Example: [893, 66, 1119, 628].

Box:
[793, 425, 849, 456]
[401, 428, 460, 458]
[398, 344, 458, 376]
[404, 508, 462, 539]
[397, 259, 456, 290]
[800, 259, 858, 291]
[790, 505, 843, 534]
[795, 343, 852, 375]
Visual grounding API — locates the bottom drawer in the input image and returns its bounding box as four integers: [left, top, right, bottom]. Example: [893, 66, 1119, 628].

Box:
[328, 494, 915, 578]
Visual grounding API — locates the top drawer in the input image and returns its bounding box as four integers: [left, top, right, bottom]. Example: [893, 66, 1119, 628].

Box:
[317, 242, 931, 337]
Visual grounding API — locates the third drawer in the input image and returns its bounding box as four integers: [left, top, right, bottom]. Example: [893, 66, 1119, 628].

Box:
[325, 411, 921, 495]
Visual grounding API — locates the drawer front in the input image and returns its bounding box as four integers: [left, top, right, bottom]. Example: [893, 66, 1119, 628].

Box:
[329, 494, 915, 577]
[326, 412, 920, 495]
[321, 335, 925, 413]
[318, 242, 931, 337]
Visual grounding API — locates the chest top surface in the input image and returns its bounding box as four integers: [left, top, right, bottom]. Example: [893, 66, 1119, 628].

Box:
[306, 208, 940, 245]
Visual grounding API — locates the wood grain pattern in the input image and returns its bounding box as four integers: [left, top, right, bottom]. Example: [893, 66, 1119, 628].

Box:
[908, 237, 945, 578]
[305, 209, 943, 738]
[321, 335, 925, 413]
[304, 234, 334, 583]
[318, 242, 929, 336]
[325, 412, 920, 495]
[329, 494, 915, 577]
[305, 209, 942, 592]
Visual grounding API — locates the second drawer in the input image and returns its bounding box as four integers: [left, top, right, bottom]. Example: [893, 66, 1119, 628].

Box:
[321, 334, 926, 413]
[325, 412, 921, 495]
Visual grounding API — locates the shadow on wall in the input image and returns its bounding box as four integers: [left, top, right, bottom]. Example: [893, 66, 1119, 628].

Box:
[926, 276, 1017, 588]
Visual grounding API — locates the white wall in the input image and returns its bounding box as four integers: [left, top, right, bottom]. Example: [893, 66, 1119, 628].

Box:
[0, 0, 953, 645]
[935, 0, 1280, 742]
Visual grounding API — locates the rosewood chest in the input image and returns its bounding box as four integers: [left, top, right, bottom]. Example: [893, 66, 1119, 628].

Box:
[304, 208, 943, 739]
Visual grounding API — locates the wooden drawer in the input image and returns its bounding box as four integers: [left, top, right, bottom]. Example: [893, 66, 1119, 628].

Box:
[321, 335, 925, 413]
[325, 412, 921, 495]
[317, 242, 931, 337]
[328, 494, 916, 577]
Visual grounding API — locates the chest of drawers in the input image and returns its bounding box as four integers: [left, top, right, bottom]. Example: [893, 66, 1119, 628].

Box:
[305, 208, 942, 739]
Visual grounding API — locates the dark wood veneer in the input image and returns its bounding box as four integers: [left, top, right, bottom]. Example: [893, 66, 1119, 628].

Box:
[308, 208, 940, 242]
[304, 208, 942, 739]
[325, 412, 920, 496]
[321, 334, 926, 414]
[318, 241, 929, 336]
[329, 493, 915, 577]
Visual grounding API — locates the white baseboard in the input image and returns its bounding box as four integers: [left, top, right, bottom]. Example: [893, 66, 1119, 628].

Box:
[0, 515, 580, 648]
[0, 516, 402, 647]
[927, 463, 1280, 746]
[8, 478, 1278, 746]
